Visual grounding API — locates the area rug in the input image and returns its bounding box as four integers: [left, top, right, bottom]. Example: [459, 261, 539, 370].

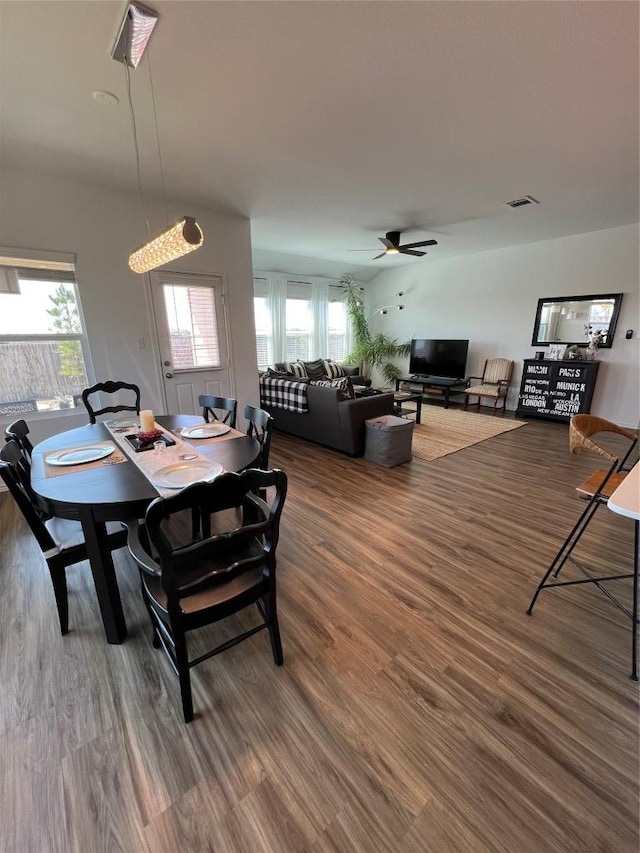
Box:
[411, 407, 527, 462]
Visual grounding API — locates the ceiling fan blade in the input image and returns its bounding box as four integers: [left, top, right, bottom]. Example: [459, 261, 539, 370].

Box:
[378, 237, 394, 249]
[373, 251, 387, 259]
[398, 239, 438, 250]
[399, 248, 426, 257]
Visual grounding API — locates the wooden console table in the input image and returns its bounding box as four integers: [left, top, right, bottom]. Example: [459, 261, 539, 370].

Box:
[515, 359, 599, 423]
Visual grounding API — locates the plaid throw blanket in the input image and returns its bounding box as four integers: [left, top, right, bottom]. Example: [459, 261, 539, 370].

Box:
[259, 376, 309, 413]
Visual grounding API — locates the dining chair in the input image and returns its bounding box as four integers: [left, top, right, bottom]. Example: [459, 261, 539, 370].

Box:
[127, 468, 288, 723]
[0, 440, 128, 634]
[526, 415, 638, 673]
[199, 395, 237, 429]
[463, 358, 514, 415]
[4, 418, 34, 457]
[81, 380, 141, 424]
[244, 404, 273, 469]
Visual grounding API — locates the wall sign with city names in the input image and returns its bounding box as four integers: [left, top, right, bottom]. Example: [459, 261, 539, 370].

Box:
[515, 359, 600, 423]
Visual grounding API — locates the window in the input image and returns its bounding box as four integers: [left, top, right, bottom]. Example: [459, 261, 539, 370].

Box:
[254, 296, 272, 370]
[253, 274, 353, 368]
[328, 299, 348, 361]
[0, 256, 91, 416]
[285, 295, 312, 362]
[162, 282, 220, 369]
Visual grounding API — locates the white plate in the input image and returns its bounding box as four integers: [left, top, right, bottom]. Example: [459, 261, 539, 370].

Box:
[106, 418, 139, 429]
[45, 444, 116, 466]
[181, 423, 231, 439]
[152, 460, 223, 489]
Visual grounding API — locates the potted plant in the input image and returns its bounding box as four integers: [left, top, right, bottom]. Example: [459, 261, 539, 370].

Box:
[340, 275, 410, 384]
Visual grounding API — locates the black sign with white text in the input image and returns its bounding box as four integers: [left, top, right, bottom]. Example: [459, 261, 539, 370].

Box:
[516, 359, 600, 422]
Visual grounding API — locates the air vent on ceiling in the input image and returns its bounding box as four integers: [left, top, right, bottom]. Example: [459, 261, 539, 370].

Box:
[506, 195, 540, 209]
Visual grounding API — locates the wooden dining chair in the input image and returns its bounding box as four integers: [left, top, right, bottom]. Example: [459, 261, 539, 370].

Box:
[244, 404, 273, 469]
[526, 415, 638, 675]
[0, 440, 128, 634]
[199, 395, 237, 429]
[4, 418, 34, 457]
[81, 380, 141, 424]
[127, 468, 288, 723]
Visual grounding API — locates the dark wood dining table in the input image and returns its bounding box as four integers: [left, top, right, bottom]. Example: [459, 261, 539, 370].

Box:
[30, 415, 260, 644]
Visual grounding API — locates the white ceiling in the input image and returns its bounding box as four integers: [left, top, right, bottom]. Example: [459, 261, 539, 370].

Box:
[1, 1, 638, 274]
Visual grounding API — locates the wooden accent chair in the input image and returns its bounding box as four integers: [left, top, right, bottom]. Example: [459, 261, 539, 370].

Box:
[526, 415, 638, 677]
[4, 418, 34, 457]
[81, 380, 141, 424]
[463, 358, 514, 415]
[199, 395, 237, 429]
[127, 468, 288, 723]
[0, 440, 128, 634]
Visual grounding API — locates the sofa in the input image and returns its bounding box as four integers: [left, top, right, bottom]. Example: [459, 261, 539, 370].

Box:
[273, 360, 371, 388]
[261, 379, 394, 455]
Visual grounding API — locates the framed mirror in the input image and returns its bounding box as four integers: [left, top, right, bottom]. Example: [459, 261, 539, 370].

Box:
[531, 293, 623, 348]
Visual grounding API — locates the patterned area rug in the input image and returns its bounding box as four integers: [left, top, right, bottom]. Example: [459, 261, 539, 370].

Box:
[411, 407, 527, 462]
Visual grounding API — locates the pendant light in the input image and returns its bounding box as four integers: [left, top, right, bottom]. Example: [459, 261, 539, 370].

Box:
[111, 3, 204, 274]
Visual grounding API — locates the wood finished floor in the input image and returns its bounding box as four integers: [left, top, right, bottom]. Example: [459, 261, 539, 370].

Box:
[0, 416, 638, 852]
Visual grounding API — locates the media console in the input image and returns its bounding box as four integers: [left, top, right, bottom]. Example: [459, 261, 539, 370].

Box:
[395, 375, 467, 409]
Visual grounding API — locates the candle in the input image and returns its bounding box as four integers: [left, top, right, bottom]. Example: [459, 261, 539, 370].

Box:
[139, 410, 155, 432]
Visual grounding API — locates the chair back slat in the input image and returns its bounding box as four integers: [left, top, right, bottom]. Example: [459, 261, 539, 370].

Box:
[244, 404, 273, 469]
[81, 381, 141, 424]
[198, 395, 237, 429]
[5, 419, 34, 457]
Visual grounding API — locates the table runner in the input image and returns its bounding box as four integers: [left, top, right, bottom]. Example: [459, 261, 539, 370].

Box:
[106, 424, 244, 498]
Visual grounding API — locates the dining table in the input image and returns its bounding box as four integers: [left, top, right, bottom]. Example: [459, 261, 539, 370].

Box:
[31, 414, 260, 644]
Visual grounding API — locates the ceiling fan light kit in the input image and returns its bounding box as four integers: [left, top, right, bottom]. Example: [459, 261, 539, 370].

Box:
[372, 231, 437, 260]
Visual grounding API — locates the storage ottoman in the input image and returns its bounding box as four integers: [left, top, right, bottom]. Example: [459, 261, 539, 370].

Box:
[364, 414, 414, 467]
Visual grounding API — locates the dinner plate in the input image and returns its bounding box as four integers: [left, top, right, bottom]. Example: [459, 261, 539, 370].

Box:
[181, 423, 231, 439]
[45, 444, 116, 466]
[151, 460, 223, 489]
[106, 418, 139, 429]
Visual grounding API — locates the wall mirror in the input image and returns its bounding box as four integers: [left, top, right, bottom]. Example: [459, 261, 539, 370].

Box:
[531, 293, 623, 348]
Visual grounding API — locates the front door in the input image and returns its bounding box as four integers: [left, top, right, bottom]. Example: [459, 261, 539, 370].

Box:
[150, 272, 232, 414]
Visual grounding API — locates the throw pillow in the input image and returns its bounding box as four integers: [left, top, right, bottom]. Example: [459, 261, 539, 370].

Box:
[323, 359, 346, 379]
[310, 376, 354, 400]
[288, 361, 308, 378]
[303, 358, 326, 381]
[274, 362, 288, 373]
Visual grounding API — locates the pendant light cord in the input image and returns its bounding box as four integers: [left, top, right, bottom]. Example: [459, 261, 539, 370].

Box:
[123, 59, 151, 240]
[147, 48, 170, 227]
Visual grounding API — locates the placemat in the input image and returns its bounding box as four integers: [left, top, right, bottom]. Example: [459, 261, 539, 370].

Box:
[43, 441, 127, 479]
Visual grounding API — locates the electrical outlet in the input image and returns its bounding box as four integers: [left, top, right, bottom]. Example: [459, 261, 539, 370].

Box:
[137, 337, 146, 350]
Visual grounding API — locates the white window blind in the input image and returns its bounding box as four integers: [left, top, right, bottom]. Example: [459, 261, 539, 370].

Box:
[162, 283, 220, 369]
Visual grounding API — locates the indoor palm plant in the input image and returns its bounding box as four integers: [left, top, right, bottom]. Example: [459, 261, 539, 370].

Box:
[340, 275, 410, 384]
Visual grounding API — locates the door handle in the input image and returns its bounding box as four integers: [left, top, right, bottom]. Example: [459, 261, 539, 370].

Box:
[165, 372, 174, 378]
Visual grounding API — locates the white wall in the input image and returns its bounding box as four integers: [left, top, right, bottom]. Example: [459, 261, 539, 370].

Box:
[0, 166, 257, 444]
[366, 224, 639, 426]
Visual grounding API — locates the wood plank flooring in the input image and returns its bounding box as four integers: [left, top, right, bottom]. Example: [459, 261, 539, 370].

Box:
[0, 416, 638, 852]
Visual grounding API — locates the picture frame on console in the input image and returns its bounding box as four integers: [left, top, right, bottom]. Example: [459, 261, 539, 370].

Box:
[547, 344, 568, 361]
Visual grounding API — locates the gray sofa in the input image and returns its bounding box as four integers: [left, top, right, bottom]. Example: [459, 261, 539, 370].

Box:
[265, 383, 394, 455]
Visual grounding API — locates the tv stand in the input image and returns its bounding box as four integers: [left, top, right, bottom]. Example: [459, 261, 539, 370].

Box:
[396, 375, 467, 409]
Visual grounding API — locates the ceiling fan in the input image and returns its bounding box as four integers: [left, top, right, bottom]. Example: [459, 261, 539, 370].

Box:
[352, 231, 438, 259]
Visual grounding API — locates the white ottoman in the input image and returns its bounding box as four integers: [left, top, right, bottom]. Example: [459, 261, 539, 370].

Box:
[364, 414, 414, 467]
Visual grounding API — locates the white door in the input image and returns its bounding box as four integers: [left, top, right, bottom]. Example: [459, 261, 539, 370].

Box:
[150, 272, 232, 414]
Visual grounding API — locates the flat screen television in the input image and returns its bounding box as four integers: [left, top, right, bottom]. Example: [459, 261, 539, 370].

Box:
[409, 339, 469, 380]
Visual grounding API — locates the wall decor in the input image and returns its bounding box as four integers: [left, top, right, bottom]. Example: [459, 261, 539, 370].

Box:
[531, 293, 623, 348]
